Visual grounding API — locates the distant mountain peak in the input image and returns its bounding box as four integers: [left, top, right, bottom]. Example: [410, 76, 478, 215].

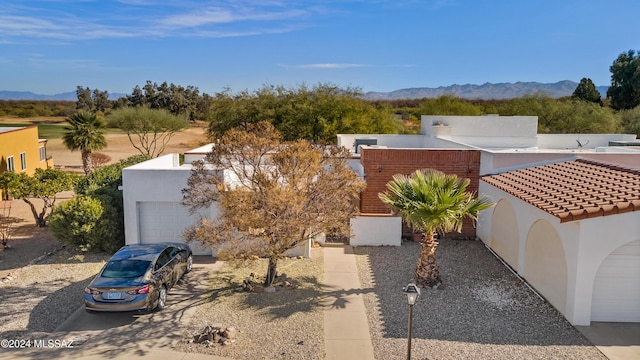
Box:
[363, 80, 608, 101]
[1, 81, 609, 102]
[0, 90, 126, 101]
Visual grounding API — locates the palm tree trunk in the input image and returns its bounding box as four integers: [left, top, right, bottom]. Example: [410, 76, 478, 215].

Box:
[415, 230, 441, 288]
[81, 151, 93, 175]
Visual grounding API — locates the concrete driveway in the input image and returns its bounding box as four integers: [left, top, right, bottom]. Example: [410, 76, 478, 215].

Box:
[1, 256, 223, 360]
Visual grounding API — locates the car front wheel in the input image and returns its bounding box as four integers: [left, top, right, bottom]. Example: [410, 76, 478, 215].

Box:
[156, 285, 167, 311]
[186, 255, 193, 273]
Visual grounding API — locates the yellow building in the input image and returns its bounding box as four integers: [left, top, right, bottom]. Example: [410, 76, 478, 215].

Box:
[0, 126, 54, 199]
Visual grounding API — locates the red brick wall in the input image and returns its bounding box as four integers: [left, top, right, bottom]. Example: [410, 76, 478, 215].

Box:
[360, 148, 482, 236]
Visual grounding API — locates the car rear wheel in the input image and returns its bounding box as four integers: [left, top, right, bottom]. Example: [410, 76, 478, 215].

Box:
[186, 255, 193, 273]
[156, 285, 167, 311]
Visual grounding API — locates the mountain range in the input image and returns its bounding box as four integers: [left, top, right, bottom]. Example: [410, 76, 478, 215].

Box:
[0, 91, 126, 101]
[0, 81, 608, 101]
[363, 80, 609, 100]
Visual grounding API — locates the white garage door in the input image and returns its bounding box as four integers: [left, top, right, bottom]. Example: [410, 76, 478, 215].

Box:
[591, 240, 640, 322]
[138, 201, 212, 255]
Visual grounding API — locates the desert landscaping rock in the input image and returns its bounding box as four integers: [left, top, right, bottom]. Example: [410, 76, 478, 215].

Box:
[354, 239, 606, 360]
[0, 128, 612, 359]
[176, 250, 325, 360]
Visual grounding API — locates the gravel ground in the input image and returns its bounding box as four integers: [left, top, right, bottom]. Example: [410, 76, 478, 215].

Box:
[354, 239, 606, 360]
[176, 248, 325, 359]
[0, 246, 108, 340]
[0, 232, 608, 360]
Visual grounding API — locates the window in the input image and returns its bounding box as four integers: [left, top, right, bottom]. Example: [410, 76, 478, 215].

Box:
[154, 249, 171, 271]
[102, 260, 151, 278]
[7, 156, 14, 172]
[20, 152, 27, 171]
[39, 146, 46, 161]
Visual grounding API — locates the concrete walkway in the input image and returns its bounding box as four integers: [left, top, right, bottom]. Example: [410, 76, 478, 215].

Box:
[322, 244, 375, 360]
[576, 322, 640, 360]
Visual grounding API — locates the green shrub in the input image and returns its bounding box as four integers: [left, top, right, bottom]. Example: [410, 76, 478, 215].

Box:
[75, 154, 151, 195]
[49, 196, 104, 250]
[55, 154, 151, 252]
[49, 194, 125, 253]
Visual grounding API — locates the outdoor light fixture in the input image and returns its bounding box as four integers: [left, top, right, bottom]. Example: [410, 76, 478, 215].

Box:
[403, 283, 421, 360]
[403, 283, 420, 305]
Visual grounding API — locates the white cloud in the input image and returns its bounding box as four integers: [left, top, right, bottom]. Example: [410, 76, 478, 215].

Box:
[159, 7, 306, 28]
[0, 2, 310, 41]
[293, 63, 368, 69]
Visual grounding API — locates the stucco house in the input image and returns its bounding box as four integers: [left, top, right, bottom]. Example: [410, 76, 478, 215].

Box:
[121, 145, 312, 257]
[0, 126, 53, 199]
[122, 115, 640, 325]
[340, 115, 640, 326]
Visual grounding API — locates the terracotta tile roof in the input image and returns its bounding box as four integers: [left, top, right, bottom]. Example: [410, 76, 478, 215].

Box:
[481, 159, 640, 223]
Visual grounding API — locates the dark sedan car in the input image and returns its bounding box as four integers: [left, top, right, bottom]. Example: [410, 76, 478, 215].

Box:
[84, 242, 193, 312]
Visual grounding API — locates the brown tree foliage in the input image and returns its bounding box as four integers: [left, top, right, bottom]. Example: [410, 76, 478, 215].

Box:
[182, 122, 365, 286]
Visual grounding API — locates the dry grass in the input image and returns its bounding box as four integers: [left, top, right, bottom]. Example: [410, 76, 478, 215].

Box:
[176, 249, 325, 359]
[0, 116, 211, 168]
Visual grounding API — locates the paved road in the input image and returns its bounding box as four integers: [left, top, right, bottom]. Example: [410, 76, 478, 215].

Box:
[1, 256, 223, 360]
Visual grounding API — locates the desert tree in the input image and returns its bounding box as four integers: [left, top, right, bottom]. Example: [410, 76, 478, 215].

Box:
[607, 50, 640, 110]
[572, 78, 602, 104]
[107, 106, 189, 158]
[1, 168, 79, 227]
[182, 122, 365, 287]
[207, 83, 400, 142]
[379, 169, 494, 288]
[63, 110, 108, 175]
[76, 86, 111, 113]
[126, 81, 211, 120]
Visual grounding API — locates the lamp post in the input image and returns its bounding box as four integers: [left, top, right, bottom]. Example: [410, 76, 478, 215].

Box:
[403, 283, 420, 360]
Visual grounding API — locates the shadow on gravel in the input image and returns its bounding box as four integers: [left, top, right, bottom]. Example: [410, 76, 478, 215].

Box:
[28, 275, 96, 332]
[56, 261, 220, 359]
[356, 239, 595, 347]
[0, 259, 221, 360]
[0, 275, 94, 340]
[223, 274, 376, 320]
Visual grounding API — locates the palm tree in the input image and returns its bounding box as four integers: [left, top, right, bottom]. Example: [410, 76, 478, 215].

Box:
[63, 111, 107, 175]
[379, 169, 494, 288]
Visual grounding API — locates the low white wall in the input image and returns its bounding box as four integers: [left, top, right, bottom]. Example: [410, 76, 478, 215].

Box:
[184, 144, 213, 163]
[422, 115, 538, 139]
[537, 134, 637, 149]
[350, 215, 401, 246]
[337, 134, 425, 153]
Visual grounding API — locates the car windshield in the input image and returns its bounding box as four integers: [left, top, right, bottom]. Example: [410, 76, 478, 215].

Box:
[102, 260, 151, 278]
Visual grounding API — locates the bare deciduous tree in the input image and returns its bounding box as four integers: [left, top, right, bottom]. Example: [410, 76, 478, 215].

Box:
[0, 200, 15, 249]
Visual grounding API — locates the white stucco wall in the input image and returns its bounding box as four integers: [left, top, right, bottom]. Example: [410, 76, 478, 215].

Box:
[536, 134, 638, 149]
[123, 154, 218, 255]
[479, 152, 575, 175]
[337, 134, 425, 153]
[478, 180, 640, 325]
[422, 115, 539, 149]
[184, 144, 213, 163]
[123, 153, 312, 258]
[350, 215, 402, 246]
[480, 151, 640, 176]
[569, 212, 640, 325]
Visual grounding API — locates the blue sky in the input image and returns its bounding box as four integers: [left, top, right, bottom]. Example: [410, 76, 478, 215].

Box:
[1, 0, 638, 95]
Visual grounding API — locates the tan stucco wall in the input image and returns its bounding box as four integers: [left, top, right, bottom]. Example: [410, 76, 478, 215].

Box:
[0, 126, 52, 199]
